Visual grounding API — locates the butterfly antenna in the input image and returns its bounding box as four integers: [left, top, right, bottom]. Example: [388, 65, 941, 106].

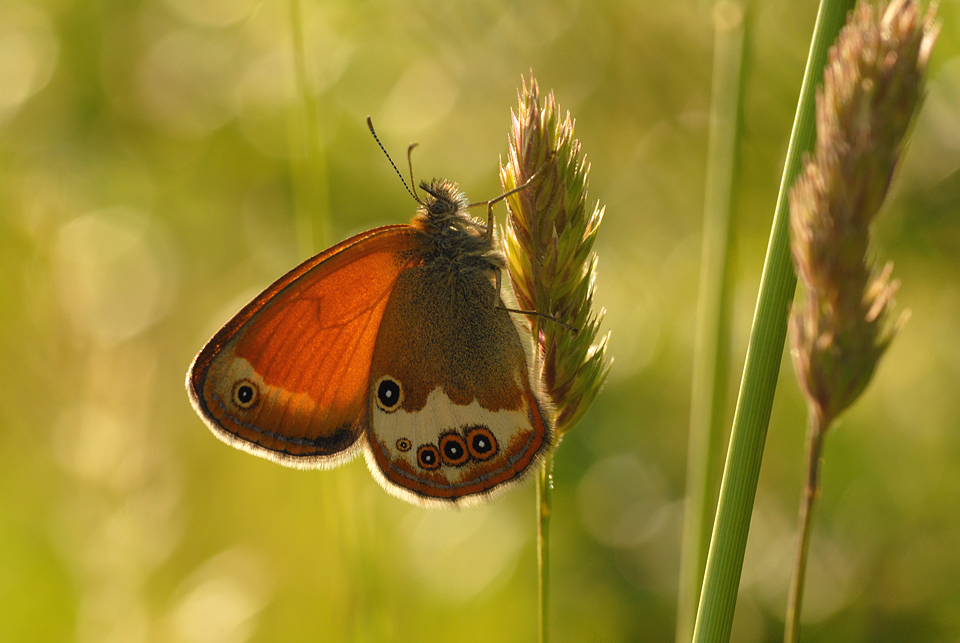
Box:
[366, 116, 422, 204]
[406, 143, 422, 203]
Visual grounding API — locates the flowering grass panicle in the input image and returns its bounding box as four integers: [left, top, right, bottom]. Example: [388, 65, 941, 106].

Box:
[790, 0, 938, 427]
[785, 3, 938, 641]
[499, 76, 610, 437]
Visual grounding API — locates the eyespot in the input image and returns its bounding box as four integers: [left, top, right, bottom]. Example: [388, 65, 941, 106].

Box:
[464, 426, 498, 461]
[396, 438, 412, 452]
[375, 376, 403, 412]
[438, 432, 469, 467]
[417, 444, 441, 470]
[231, 379, 259, 410]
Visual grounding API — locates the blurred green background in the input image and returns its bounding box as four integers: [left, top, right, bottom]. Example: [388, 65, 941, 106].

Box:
[2, 0, 959, 641]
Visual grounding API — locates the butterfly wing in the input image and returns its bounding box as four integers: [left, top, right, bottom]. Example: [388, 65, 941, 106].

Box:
[363, 264, 551, 505]
[187, 224, 422, 468]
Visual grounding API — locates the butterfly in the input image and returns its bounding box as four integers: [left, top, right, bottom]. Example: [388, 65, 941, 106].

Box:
[186, 120, 553, 506]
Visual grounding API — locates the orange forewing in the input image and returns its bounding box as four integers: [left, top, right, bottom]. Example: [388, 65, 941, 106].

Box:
[188, 225, 424, 465]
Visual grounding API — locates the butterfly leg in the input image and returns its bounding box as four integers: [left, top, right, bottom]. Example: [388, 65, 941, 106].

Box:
[495, 265, 578, 333]
[485, 202, 496, 243]
[478, 170, 542, 244]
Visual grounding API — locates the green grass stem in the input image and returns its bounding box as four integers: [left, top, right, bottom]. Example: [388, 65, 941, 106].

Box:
[289, 0, 329, 257]
[784, 411, 824, 643]
[676, 4, 745, 642]
[690, 1, 855, 641]
[537, 452, 553, 643]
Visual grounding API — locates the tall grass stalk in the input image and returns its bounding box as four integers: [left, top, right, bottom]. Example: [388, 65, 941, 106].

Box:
[500, 77, 610, 643]
[690, 1, 855, 641]
[675, 4, 745, 642]
[783, 411, 823, 643]
[536, 453, 553, 643]
[289, 0, 329, 257]
[785, 3, 938, 639]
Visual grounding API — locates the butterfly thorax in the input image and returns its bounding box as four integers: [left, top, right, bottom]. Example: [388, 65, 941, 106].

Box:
[410, 179, 506, 276]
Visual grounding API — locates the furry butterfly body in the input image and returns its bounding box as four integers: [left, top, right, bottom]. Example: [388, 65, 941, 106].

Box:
[187, 179, 552, 506]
